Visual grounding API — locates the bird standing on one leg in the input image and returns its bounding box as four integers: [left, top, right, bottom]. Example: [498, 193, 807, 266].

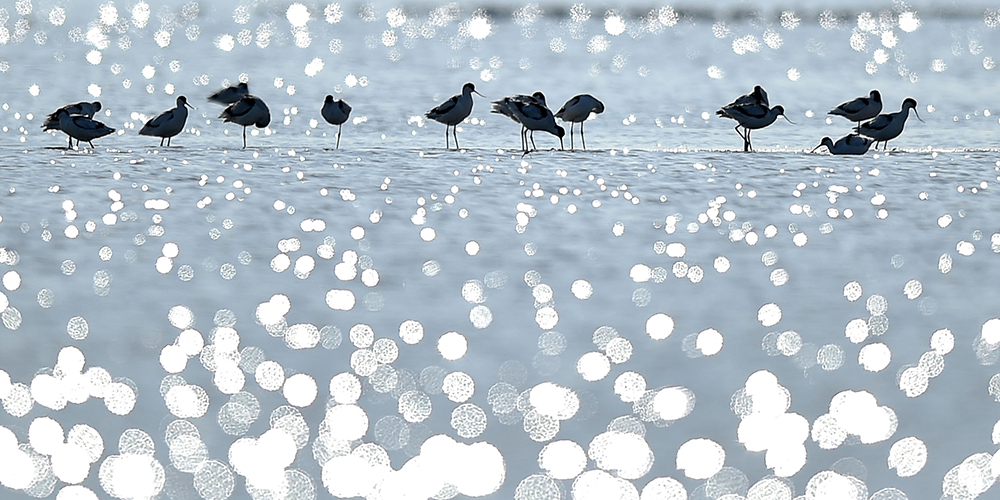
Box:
[219, 95, 271, 149]
[321, 95, 352, 149]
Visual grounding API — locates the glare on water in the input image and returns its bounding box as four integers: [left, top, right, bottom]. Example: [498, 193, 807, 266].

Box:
[4, 1, 1000, 500]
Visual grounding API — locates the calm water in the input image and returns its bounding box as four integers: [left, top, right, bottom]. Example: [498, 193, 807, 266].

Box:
[0, 2, 999, 500]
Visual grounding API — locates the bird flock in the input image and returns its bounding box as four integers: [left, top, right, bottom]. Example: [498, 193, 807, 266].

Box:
[38, 81, 921, 155]
[715, 85, 923, 155]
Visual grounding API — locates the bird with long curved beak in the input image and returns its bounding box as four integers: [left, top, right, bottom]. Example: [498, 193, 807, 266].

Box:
[857, 98, 922, 150]
[425, 82, 485, 150]
[139, 96, 196, 147]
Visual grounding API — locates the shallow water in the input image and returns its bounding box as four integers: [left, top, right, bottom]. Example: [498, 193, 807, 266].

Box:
[1, 2, 1000, 500]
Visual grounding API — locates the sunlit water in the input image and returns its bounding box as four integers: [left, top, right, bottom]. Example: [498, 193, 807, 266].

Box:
[1, 1, 1000, 500]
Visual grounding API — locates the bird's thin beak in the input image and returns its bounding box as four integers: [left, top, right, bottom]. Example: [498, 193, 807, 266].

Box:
[914, 109, 924, 123]
[186, 102, 197, 110]
[782, 115, 795, 125]
[809, 144, 820, 153]
[474, 90, 486, 98]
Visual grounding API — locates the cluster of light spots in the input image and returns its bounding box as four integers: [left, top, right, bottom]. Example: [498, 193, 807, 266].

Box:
[18, 345, 133, 417]
[898, 330, 950, 397]
[98, 429, 165, 499]
[229, 426, 303, 495]
[323, 434, 503, 498]
[812, 390, 896, 449]
[804, 470, 869, 500]
[731, 371, 807, 476]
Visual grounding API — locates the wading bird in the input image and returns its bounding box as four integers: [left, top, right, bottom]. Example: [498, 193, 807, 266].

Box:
[491, 92, 546, 151]
[858, 98, 922, 150]
[716, 103, 791, 152]
[812, 134, 875, 155]
[725, 85, 769, 108]
[555, 94, 604, 150]
[425, 82, 483, 150]
[139, 96, 195, 147]
[220, 95, 271, 149]
[829, 90, 882, 131]
[321, 95, 352, 149]
[42, 101, 102, 147]
[493, 96, 564, 152]
[55, 109, 114, 149]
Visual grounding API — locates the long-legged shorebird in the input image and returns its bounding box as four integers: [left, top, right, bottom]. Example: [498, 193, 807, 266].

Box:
[555, 94, 604, 150]
[716, 103, 791, 152]
[425, 83, 483, 150]
[42, 101, 102, 147]
[493, 97, 564, 152]
[220, 95, 270, 149]
[321, 95, 352, 149]
[55, 109, 115, 149]
[139, 96, 195, 146]
[857, 98, 921, 150]
[491, 92, 545, 151]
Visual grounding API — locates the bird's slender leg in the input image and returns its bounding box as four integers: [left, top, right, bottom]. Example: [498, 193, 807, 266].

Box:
[745, 129, 753, 152]
[88, 140, 95, 148]
[66, 134, 72, 149]
[581, 121, 587, 151]
[453, 126, 459, 150]
[734, 125, 746, 150]
[521, 127, 527, 152]
[336, 124, 342, 150]
[529, 131, 537, 151]
[159, 137, 165, 147]
[569, 123, 575, 151]
[242, 126, 247, 149]
[167, 137, 171, 147]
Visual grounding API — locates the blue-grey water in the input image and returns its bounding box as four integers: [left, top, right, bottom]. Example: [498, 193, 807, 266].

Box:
[0, 1, 999, 499]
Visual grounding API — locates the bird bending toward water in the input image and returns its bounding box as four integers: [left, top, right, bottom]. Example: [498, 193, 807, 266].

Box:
[726, 85, 769, 108]
[220, 95, 270, 149]
[42, 101, 102, 147]
[829, 90, 882, 131]
[55, 109, 114, 149]
[812, 134, 874, 155]
[425, 82, 483, 150]
[139, 96, 195, 147]
[321, 95, 352, 149]
[555, 94, 604, 150]
[716, 103, 791, 152]
[208, 82, 249, 105]
[493, 97, 564, 152]
[857, 98, 921, 150]
[492, 92, 546, 151]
